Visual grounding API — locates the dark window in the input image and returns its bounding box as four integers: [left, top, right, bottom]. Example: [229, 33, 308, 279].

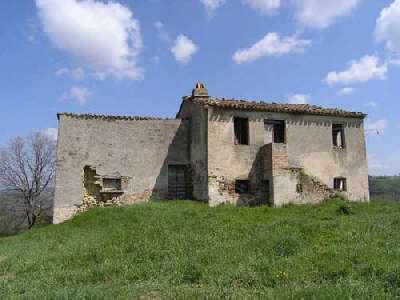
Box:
[334, 177, 347, 191]
[332, 124, 345, 148]
[265, 120, 285, 143]
[296, 184, 303, 193]
[103, 178, 122, 191]
[234, 117, 249, 145]
[235, 180, 250, 194]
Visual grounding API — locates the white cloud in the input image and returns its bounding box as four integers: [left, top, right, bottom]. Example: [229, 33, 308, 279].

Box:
[375, 0, 400, 53]
[368, 153, 400, 176]
[366, 101, 377, 108]
[41, 128, 58, 140]
[337, 87, 356, 96]
[36, 0, 143, 80]
[389, 58, 400, 66]
[368, 154, 391, 175]
[242, 0, 281, 15]
[62, 86, 91, 105]
[325, 55, 387, 85]
[154, 21, 170, 43]
[233, 33, 311, 64]
[292, 0, 361, 30]
[56, 67, 85, 80]
[154, 21, 163, 31]
[288, 93, 310, 104]
[171, 34, 198, 64]
[201, 0, 226, 13]
[365, 119, 388, 134]
[26, 19, 40, 44]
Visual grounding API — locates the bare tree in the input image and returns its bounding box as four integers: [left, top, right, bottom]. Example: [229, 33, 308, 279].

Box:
[0, 132, 56, 228]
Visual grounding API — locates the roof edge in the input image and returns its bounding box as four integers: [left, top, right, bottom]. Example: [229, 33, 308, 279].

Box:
[192, 97, 367, 119]
[57, 112, 177, 121]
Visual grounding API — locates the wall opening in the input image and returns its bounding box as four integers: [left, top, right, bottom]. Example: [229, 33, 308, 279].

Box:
[332, 124, 345, 148]
[264, 120, 285, 144]
[103, 178, 122, 191]
[234, 117, 249, 145]
[82, 166, 125, 210]
[296, 183, 303, 193]
[334, 177, 347, 191]
[168, 165, 189, 199]
[235, 180, 250, 194]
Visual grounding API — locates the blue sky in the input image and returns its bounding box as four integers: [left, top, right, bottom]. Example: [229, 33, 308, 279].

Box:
[0, 0, 399, 175]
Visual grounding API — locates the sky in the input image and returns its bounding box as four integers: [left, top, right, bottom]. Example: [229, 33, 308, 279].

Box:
[0, 0, 399, 175]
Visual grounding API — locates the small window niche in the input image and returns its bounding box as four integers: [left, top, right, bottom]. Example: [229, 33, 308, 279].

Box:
[332, 124, 345, 148]
[264, 120, 285, 144]
[102, 178, 122, 192]
[235, 180, 250, 194]
[334, 177, 347, 191]
[234, 117, 249, 145]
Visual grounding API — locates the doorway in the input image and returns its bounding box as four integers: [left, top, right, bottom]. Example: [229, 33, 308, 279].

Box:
[168, 165, 188, 199]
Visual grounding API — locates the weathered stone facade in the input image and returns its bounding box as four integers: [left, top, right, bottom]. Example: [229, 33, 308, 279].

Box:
[53, 83, 369, 223]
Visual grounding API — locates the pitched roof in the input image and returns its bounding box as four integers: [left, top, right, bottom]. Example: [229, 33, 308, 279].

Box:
[57, 113, 171, 121]
[191, 97, 366, 118]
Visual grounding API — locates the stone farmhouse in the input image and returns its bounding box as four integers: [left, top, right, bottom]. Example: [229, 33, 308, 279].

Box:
[53, 83, 369, 223]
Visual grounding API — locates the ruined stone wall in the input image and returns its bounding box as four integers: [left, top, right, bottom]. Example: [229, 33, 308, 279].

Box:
[262, 144, 337, 206]
[206, 107, 369, 206]
[207, 107, 266, 206]
[53, 115, 189, 223]
[285, 114, 369, 202]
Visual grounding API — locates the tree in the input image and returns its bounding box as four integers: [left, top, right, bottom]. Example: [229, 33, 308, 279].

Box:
[0, 132, 56, 228]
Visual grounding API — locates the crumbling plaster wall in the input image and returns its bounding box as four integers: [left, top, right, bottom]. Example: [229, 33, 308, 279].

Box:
[206, 107, 369, 206]
[53, 115, 189, 223]
[177, 99, 209, 201]
[286, 114, 369, 202]
[207, 107, 266, 206]
[262, 143, 337, 206]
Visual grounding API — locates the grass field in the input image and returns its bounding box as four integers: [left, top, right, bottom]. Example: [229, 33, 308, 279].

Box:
[1, 199, 400, 299]
[370, 175, 400, 201]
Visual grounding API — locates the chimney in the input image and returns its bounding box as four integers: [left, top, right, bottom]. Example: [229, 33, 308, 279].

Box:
[192, 81, 209, 97]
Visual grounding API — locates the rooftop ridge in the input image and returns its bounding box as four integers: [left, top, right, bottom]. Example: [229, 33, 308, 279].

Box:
[57, 112, 176, 121]
[192, 97, 366, 118]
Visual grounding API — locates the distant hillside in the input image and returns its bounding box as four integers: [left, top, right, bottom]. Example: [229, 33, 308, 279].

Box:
[0, 189, 53, 235]
[369, 175, 400, 201]
[1, 200, 400, 298]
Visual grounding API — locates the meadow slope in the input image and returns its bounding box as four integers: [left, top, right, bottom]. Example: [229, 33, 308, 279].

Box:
[1, 199, 400, 299]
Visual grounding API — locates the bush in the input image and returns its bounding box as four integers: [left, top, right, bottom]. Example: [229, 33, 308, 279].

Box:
[337, 203, 354, 215]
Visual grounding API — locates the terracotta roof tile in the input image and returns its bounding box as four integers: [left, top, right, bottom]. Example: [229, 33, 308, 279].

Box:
[193, 97, 366, 118]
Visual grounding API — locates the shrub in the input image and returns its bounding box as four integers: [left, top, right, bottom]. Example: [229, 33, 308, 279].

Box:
[337, 203, 354, 215]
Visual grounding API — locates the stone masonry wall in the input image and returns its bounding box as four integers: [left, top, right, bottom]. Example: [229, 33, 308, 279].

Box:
[53, 115, 189, 223]
[206, 107, 369, 206]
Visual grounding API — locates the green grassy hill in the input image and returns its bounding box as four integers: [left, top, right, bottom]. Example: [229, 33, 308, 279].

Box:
[370, 175, 400, 201]
[1, 199, 400, 299]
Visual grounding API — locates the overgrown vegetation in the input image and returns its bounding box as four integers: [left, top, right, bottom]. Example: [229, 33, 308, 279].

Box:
[369, 175, 400, 201]
[1, 199, 400, 299]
